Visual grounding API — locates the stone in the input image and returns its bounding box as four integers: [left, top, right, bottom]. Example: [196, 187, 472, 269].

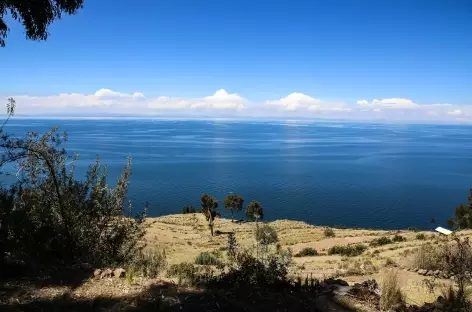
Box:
[450, 275, 455, 280]
[413, 268, 419, 272]
[100, 268, 113, 279]
[434, 270, 441, 276]
[93, 269, 102, 278]
[418, 269, 427, 275]
[114, 268, 126, 278]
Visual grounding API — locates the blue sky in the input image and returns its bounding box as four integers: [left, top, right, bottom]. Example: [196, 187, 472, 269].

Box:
[1, 0, 471, 121]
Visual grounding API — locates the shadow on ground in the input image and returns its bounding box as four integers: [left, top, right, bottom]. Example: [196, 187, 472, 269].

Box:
[1, 269, 357, 312]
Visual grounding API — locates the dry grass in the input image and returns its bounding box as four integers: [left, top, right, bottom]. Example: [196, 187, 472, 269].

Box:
[379, 270, 405, 311]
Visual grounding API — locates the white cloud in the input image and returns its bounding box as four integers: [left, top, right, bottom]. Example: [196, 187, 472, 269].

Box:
[266, 92, 321, 111]
[357, 98, 419, 109]
[447, 109, 462, 116]
[266, 92, 350, 113]
[4, 89, 472, 123]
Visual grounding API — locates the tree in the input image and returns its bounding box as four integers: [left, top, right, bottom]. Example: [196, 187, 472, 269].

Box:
[0, 116, 147, 267]
[224, 194, 244, 222]
[246, 200, 263, 224]
[448, 188, 472, 229]
[200, 193, 218, 237]
[0, 0, 85, 47]
[182, 205, 196, 214]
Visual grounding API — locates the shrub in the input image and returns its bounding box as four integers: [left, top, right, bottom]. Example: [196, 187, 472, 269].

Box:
[294, 247, 318, 257]
[246, 200, 263, 221]
[167, 262, 198, 285]
[328, 244, 367, 257]
[255, 224, 278, 246]
[448, 188, 472, 229]
[195, 252, 221, 266]
[370, 236, 393, 247]
[182, 205, 196, 214]
[0, 126, 148, 268]
[324, 228, 335, 238]
[392, 235, 407, 243]
[416, 233, 426, 240]
[130, 248, 167, 278]
[411, 243, 449, 271]
[217, 251, 289, 287]
[380, 270, 405, 311]
[227, 232, 237, 258]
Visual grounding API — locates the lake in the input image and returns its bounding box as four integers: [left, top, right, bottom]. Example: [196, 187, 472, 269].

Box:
[2, 118, 471, 230]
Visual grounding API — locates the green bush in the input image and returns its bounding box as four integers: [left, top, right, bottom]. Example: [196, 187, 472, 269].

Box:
[370, 236, 393, 247]
[328, 244, 367, 257]
[255, 224, 278, 246]
[217, 251, 289, 286]
[182, 205, 196, 214]
[294, 247, 318, 257]
[416, 233, 426, 240]
[392, 235, 407, 243]
[195, 252, 221, 266]
[324, 228, 335, 238]
[0, 126, 147, 268]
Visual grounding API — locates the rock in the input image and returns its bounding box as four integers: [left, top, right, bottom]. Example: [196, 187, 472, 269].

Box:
[450, 275, 455, 280]
[93, 269, 102, 278]
[161, 295, 180, 307]
[100, 268, 113, 278]
[425, 270, 433, 276]
[434, 270, 441, 276]
[413, 268, 419, 272]
[418, 269, 427, 275]
[114, 268, 126, 278]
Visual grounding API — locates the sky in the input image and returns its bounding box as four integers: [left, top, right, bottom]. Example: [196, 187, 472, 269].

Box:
[1, 0, 471, 122]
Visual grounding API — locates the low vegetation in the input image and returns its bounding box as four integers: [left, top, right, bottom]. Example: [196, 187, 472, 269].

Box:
[294, 247, 318, 257]
[195, 251, 221, 266]
[324, 227, 335, 238]
[380, 270, 405, 311]
[328, 244, 367, 257]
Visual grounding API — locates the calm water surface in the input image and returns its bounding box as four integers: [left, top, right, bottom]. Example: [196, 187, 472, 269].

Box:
[2, 119, 472, 229]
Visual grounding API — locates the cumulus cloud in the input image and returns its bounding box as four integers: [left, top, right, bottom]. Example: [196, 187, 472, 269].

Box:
[266, 92, 350, 113]
[4, 89, 472, 123]
[357, 98, 419, 109]
[447, 109, 462, 116]
[9, 89, 246, 115]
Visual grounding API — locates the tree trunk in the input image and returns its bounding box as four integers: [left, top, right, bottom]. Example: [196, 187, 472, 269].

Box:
[231, 212, 234, 222]
[209, 213, 214, 237]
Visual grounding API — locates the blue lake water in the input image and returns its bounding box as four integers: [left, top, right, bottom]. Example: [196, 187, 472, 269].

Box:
[2, 119, 472, 230]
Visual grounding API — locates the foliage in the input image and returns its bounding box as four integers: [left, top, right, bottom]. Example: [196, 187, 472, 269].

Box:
[195, 251, 221, 266]
[392, 234, 407, 243]
[167, 262, 198, 285]
[294, 247, 318, 257]
[416, 233, 426, 240]
[217, 251, 290, 287]
[324, 227, 335, 238]
[0, 0, 84, 47]
[227, 232, 237, 258]
[182, 205, 196, 214]
[130, 248, 167, 278]
[444, 238, 472, 307]
[255, 224, 278, 246]
[328, 244, 367, 257]
[224, 194, 244, 221]
[448, 189, 472, 229]
[370, 236, 393, 247]
[200, 193, 218, 236]
[380, 270, 405, 311]
[0, 124, 147, 267]
[246, 200, 263, 221]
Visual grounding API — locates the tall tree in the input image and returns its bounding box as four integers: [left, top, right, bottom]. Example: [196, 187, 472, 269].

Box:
[224, 194, 244, 222]
[246, 200, 264, 225]
[448, 188, 472, 229]
[200, 193, 218, 237]
[0, 0, 85, 47]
